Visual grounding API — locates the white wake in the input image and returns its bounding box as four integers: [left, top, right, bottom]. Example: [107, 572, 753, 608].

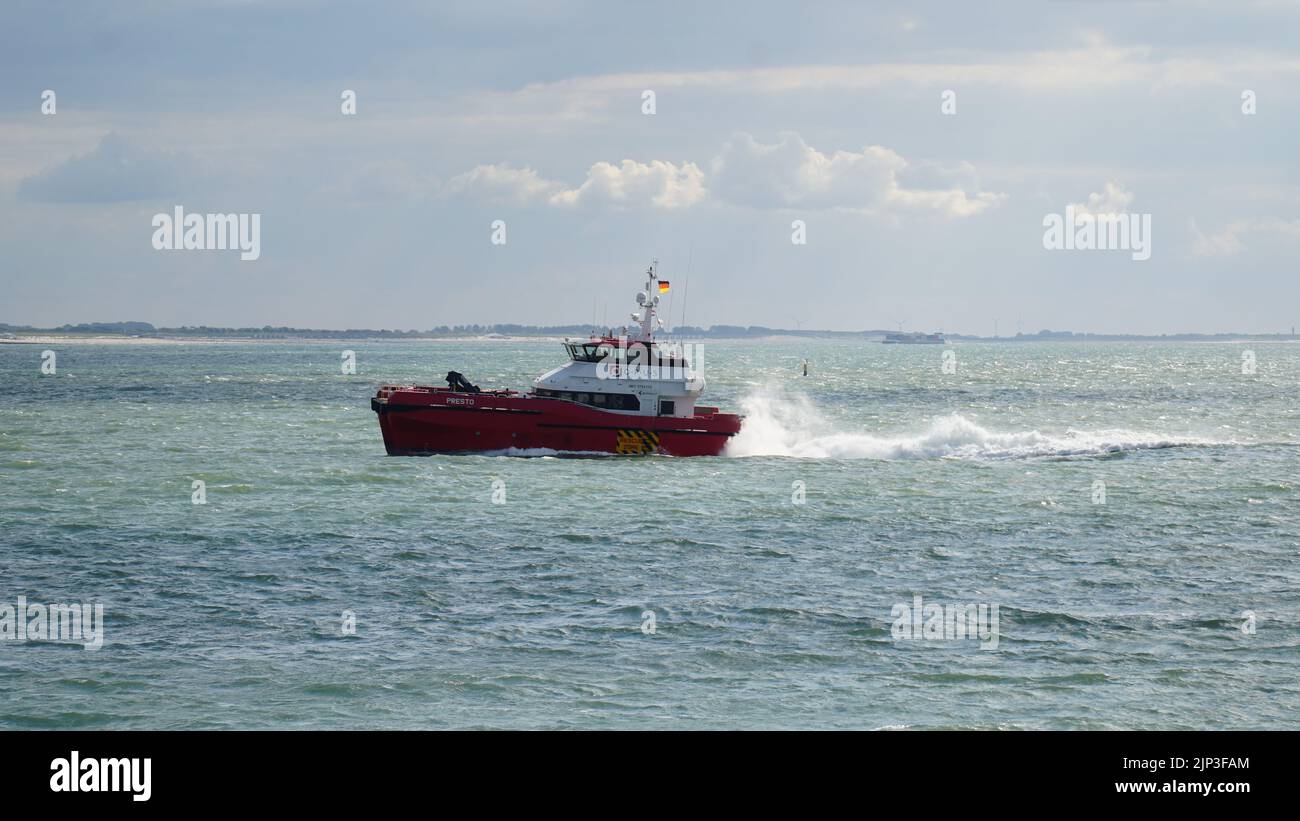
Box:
[723, 390, 1219, 460]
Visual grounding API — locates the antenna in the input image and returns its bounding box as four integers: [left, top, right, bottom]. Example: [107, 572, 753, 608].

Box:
[682, 277, 690, 330]
[681, 248, 693, 330]
[667, 265, 676, 334]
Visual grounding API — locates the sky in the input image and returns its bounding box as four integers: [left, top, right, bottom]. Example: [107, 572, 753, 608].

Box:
[1, 0, 1298, 335]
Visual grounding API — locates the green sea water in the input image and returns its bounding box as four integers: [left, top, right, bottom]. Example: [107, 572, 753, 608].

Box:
[1, 338, 1297, 728]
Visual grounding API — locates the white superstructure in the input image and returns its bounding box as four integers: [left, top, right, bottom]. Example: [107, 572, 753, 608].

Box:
[532, 263, 705, 418]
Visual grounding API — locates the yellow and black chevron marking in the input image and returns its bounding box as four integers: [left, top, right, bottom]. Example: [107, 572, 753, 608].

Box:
[615, 429, 661, 455]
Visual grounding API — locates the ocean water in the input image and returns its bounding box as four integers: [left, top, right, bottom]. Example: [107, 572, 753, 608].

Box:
[1, 338, 1298, 729]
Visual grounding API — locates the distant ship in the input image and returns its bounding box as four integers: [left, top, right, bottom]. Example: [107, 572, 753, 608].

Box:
[371, 264, 742, 456]
[882, 332, 946, 344]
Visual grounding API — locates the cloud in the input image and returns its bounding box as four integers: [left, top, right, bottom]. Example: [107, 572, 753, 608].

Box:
[1070, 182, 1136, 215]
[442, 163, 560, 205]
[1192, 217, 1300, 256]
[549, 160, 705, 209]
[443, 134, 999, 217]
[709, 132, 1003, 216]
[506, 37, 1300, 98]
[18, 133, 198, 203]
[442, 159, 705, 210]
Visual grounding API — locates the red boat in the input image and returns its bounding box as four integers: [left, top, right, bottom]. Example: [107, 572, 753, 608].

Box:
[372, 265, 743, 456]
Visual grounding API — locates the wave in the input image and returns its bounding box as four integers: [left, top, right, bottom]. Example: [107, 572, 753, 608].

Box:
[724, 389, 1222, 460]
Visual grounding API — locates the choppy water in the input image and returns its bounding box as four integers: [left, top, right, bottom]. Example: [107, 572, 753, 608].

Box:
[1, 339, 1298, 729]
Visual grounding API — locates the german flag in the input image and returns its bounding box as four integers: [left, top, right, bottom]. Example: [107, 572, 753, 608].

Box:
[658, 281, 670, 293]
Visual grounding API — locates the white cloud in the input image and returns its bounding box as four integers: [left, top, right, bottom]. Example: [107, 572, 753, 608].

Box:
[1192, 217, 1300, 256]
[709, 132, 1003, 216]
[549, 160, 706, 209]
[442, 163, 560, 205]
[442, 159, 704, 209]
[443, 133, 1000, 217]
[1070, 182, 1136, 215]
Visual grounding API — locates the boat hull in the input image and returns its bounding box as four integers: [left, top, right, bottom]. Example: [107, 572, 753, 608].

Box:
[372, 386, 741, 456]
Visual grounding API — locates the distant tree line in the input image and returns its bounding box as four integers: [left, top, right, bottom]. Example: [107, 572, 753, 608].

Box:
[1, 321, 1295, 341]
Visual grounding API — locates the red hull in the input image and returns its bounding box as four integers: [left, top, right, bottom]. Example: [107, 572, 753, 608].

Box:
[372, 385, 741, 456]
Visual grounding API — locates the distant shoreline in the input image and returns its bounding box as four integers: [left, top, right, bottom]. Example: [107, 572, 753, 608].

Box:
[4, 320, 1300, 344]
[2, 332, 1297, 346]
[0, 334, 552, 346]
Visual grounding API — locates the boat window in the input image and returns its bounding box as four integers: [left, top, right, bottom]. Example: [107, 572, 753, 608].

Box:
[568, 344, 608, 363]
[606, 393, 640, 410]
[602, 344, 687, 371]
[659, 400, 675, 416]
[536, 389, 638, 410]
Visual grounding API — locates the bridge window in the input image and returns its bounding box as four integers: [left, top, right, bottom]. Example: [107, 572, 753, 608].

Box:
[536, 389, 639, 410]
[568, 344, 608, 363]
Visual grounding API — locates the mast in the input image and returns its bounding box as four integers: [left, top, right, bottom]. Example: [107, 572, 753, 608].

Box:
[630, 260, 661, 342]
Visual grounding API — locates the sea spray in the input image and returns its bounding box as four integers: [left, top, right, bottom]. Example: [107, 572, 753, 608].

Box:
[724, 387, 1218, 460]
